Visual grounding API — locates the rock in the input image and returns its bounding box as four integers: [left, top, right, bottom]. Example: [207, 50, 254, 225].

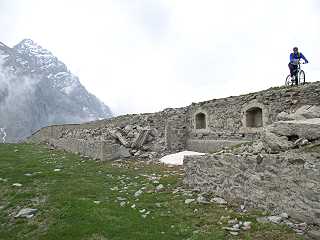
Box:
[222, 227, 240, 232]
[268, 118, 320, 141]
[119, 146, 131, 158]
[155, 184, 164, 192]
[134, 150, 142, 157]
[93, 201, 101, 204]
[110, 129, 129, 147]
[307, 229, 320, 240]
[256, 216, 269, 223]
[228, 219, 238, 225]
[15, 208, 37, 218]
[251, 141, 265, 153]
[277, 105, 320, 121]
[261, 130, 294, 153]
[116, 197, 127, 201]
[295, 105, 320, 119]
[120, 201, 126, 207]
[184, 199, 195, 204]
[279, 212, 289, 219]
[124, 125, 133, 134]
[12, 183, 22, 187]
[242, 221, 252, 230]
[53, 168, 61, 172]
[196, 195, 209, 204]
[211, 197, 227, 205]
[232, 224, 241, 230]
[132, 129, 150, 149]
[134, 190, 143, 198]
[256, 154, 263, 164]
[267, 216, 282, 224]
[294, 138, 309, 147]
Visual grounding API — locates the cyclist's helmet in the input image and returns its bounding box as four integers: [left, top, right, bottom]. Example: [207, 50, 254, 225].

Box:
[293, 47, 298, 51]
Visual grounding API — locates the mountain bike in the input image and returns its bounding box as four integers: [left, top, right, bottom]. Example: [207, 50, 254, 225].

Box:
[285, 62, 306, 86]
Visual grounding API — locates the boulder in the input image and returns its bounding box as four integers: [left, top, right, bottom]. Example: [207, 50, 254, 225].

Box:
[268, 118, 320, 141]
[261, 130, 294, 153]
[277, 105, 320, 121]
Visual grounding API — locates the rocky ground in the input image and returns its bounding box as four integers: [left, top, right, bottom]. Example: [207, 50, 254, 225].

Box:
[0, 143, 303, 240]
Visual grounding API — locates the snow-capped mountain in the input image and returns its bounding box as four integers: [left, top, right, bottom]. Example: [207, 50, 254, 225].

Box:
[0, 39, 112, 142]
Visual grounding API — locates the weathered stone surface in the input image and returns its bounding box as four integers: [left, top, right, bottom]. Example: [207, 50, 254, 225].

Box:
[183, 151, 320, 225]
[15, 208, 38, 218]
[268, 118, 320, 140]
[110, 130, 129, 147]
[307, 229, 320, 240]
[132, 129, 150, 149]
[186, 139, 249, 153]
[261, 131, 293, 153]
[277, 105, 320, 121]
[118, 146, 131, 158]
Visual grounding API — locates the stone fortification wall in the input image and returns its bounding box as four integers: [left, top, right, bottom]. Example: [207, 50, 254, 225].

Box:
[27, 108, 188, 160]
[28, 82, 320, 156]
[185, 82, 320, 152]
[183, 151, 320, 225]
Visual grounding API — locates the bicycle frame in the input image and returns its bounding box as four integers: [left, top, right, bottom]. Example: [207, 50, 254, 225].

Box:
[286, 61, 306, 86]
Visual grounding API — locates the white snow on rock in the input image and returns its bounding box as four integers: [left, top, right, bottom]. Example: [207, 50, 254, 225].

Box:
[160, 151, 205, 165]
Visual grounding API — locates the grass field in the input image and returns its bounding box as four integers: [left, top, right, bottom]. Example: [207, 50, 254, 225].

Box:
[0, 144, 302, 240]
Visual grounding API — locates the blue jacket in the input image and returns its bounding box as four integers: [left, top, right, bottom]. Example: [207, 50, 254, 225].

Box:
[290, 52, 308, 63]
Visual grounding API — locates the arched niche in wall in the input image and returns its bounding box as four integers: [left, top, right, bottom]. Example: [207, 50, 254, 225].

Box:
[241, 101, 268, 133]
[195, 112, 207, 129]
[246, 107, 263, 127]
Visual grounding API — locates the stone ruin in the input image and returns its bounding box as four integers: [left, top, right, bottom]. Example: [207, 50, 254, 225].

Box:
[27, 81, 320, 237]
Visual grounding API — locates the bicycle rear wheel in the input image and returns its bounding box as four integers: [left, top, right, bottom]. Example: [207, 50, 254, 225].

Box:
[298, 70, 305, 85]
[285, 75, 292, 86]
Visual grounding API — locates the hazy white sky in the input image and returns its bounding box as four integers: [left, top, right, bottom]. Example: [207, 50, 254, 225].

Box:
[1, 0, 320, 115]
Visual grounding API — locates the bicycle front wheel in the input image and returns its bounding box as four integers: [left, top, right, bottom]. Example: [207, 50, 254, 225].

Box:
[298, 70, 305, 85]
[285, 75, 292, 86]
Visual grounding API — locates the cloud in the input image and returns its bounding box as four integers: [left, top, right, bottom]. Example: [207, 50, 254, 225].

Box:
[0, 0, 319, 115]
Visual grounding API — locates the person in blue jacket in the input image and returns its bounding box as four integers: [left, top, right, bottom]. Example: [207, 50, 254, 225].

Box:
[288, 47, 309, 85]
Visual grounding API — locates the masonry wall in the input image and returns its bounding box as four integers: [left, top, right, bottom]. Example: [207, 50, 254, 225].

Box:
[183, 152, 320, 225]
[185, 82, 320, 152]
[28, 82, 320, 156]
[27, 108, 188, 160]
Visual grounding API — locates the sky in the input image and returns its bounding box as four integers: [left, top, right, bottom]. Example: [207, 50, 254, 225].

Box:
[1, 0, 320, 115]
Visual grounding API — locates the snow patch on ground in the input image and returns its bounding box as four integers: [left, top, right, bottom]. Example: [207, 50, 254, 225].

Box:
[160, 151, 205, 165]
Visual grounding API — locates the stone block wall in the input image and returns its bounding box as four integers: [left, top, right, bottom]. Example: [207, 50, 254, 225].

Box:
[183, 152, 320, 225]
[27, 107, 189, 159]
[165, 113, 188, 151]
[186, 139, 249, 153]
[27, 82, 320, 155]
[185, 82, 320, 152]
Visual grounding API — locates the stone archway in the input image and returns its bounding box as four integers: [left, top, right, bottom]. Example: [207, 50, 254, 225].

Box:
[246, 107, 263, 128]
[195, 112, 206, 129]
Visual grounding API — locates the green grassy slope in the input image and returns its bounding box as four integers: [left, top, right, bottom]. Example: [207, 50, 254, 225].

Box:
[0, 144, 301, 240]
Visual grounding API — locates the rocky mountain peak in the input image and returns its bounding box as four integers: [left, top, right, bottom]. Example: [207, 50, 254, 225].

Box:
[0, 39, 112, 142]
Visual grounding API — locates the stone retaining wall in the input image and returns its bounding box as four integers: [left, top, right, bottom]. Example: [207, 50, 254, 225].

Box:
[27, 108, 189, 159]
[48, 138, 121, 160]
[183, 152, 320, 225]
[186, 139, 250, 153]
[186, 82, 320, 141]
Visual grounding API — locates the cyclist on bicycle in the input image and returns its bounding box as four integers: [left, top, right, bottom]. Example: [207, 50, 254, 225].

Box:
[288, 47, 309, 85]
